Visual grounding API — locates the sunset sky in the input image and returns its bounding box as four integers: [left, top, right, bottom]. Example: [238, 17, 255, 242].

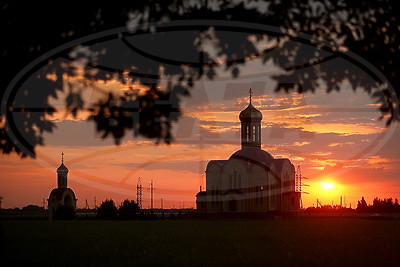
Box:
[1, 56, 399, 210]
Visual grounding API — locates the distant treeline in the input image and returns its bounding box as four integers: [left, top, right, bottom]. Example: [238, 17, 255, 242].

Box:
[356, 197, 400, 213]
[304, 197, 400, 213]
[304, 205, 354, 213]
[95, 199, 186, 220]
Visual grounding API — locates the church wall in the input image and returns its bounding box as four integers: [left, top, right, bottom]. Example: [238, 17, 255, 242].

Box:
[267, 163, 278, 211]
[248, 164, 267, 212]
[221, 159, 249, 212]
[278, 160, 296, 194]
[206, 161, 223, 213]
[221, 159, 247, 192]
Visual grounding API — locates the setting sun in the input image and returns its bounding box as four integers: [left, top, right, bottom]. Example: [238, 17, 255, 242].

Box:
[321, 182, 335, 190]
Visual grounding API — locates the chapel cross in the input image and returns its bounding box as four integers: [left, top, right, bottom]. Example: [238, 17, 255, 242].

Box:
[249, 88, 253, 103]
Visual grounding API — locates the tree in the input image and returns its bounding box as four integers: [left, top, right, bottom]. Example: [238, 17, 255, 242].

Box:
[356, 196, 368, 212]
[118, 199, 140, 219]
[97, 199, 118, 219]
[1, 1, 399, 158]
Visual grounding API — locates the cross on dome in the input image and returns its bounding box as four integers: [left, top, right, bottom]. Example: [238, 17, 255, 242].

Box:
[61, 152, 64, 164]
[249, 88, 253, 103]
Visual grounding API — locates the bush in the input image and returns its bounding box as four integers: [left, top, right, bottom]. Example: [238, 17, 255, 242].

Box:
[97, 199, 118, 219]
[119, 199, 140, 219]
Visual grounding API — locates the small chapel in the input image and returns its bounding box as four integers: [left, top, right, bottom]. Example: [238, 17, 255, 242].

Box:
[48, 152, 77, 219]
[196, 89, 300, 214]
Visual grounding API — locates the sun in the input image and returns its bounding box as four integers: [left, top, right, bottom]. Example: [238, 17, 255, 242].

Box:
[321, 181, 335, 190]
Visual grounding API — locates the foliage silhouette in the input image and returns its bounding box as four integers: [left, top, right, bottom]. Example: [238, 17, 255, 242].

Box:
[118, 199, 140, 219]
[1, 1, 399, 157]
[97, 199, 118, 219]
[356, 196, 369, 212]
[357, 196, 400, 213]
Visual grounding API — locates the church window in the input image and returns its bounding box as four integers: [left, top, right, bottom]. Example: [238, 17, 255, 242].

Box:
[252, 126, 256, 141]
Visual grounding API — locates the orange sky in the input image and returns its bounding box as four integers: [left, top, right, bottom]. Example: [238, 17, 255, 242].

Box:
[1, 60, 400, 210]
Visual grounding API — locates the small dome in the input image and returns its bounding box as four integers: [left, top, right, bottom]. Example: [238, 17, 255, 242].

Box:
[57, 163, 68, 173]
[239, 103, 262, 122]
[229, 147, 273, 167]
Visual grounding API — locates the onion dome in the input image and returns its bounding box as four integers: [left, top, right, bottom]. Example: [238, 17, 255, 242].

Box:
[239, 103, 263, 122]
[57, 152, 69, 173]
[57, 163, 68, 173]
[239, 88, 262, 122]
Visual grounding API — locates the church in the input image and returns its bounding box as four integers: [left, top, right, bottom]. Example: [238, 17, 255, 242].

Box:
[196, 89, 300, 214]
[48, 152, 77, 219]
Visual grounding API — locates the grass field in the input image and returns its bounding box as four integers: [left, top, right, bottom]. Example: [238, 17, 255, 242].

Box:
[1, 218, 400, 266]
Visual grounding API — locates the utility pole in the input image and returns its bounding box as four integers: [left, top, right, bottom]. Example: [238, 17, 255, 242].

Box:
[85, 199, 90, 210]
[94, 197, 97, 209]
[150, 180, 154, 213]
[161, 198, 164, 210]
[136, 177, 143, 209]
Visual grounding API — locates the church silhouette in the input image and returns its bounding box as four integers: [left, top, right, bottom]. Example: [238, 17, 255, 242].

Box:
[196, 89, 300, 214]
[48, 152, 77, 219]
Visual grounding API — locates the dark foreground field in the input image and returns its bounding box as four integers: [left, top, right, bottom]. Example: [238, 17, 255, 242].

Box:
[1, 218, 400, 266]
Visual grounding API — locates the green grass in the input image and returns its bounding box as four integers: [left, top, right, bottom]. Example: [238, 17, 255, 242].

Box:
[1, 218, 400, 266]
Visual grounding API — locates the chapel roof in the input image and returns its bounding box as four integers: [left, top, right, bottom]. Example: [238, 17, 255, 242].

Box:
[229, 147, 274, 167]
[48, 187, 76, 200]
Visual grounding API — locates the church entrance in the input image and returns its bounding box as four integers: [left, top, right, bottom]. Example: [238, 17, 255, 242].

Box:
[64, 194, 72, 208]
[228, 199, 237, 212]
